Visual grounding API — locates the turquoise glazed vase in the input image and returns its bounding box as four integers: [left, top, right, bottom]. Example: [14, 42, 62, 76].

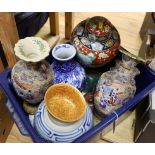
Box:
[94, 54, 140, 117]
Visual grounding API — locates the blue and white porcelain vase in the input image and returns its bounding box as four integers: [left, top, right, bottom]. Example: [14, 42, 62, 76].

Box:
[51, 44, 86, 91]
[94, 54, 140, 117]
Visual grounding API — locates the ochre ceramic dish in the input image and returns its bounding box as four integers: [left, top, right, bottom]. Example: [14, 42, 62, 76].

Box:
[44, 83, 86, 122]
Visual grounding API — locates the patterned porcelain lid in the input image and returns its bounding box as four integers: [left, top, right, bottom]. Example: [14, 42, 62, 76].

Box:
[85, 16, 113, 37]
[73, 17, 120, 51]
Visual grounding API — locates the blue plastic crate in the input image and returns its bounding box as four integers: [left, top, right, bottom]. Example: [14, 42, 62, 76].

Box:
[0, 51, 155, 143]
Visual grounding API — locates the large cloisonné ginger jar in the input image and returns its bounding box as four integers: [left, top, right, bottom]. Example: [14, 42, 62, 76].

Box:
[71, 16, 121, 68]
[94, 54, 140, 117]
[11, 37, 54, 104]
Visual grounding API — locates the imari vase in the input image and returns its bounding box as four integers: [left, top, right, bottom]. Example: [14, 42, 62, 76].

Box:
[71, 16, 120, 68]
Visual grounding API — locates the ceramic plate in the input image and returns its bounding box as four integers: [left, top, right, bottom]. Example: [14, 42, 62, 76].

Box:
[44, 83, 86, 122]
[34, 101, 93, 143]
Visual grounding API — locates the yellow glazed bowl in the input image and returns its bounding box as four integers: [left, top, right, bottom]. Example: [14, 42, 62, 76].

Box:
[44, 83, 86, 122]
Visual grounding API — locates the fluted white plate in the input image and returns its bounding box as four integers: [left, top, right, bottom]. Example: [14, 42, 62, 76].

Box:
[34, 101, 93, 143]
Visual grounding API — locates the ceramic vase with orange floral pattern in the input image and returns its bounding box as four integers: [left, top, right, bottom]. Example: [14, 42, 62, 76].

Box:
[11, 37, 54, 104]
[94, 54, 140, 117]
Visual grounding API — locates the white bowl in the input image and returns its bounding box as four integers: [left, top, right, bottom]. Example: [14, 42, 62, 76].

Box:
[52, 44, 76, 61]
[14, 37, 50, 62]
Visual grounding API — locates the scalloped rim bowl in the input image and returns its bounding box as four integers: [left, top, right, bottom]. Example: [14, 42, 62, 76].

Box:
[14, 37, 50, 62]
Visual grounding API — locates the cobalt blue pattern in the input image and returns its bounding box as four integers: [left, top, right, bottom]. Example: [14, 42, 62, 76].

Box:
[54, 44, 71, 52]
[51, 59, 86, 91]
[5, 100, 29, 136]
[34, 101, 93, 143]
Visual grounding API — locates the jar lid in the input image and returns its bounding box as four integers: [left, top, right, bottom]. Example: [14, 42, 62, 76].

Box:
[85, 16, 113, 37]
